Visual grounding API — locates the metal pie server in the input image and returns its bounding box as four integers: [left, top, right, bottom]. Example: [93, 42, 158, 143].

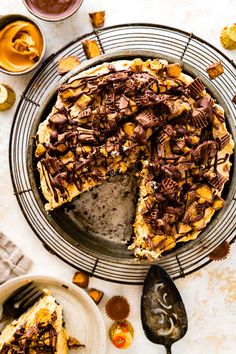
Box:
[141, 265, 188, 353]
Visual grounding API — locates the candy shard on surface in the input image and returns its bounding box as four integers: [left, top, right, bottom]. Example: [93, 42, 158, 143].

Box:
[87, 288, 104, 304]
[89, 11, 105, 28]
[166, 63, 182, 78]
[82, 39, 102, 59]
[58, 56, 81, 75]
[72, 270, 89, 288]
[206, 61, 224, 79]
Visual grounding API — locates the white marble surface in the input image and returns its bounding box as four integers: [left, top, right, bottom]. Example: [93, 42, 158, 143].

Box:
[0, 1, 236, 353]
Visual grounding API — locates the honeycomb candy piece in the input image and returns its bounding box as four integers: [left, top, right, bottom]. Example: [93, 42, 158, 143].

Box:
[192, 218, 206, 230]
[89, 11, 105, 28]
[35, 143, 46, 158]
[212, 196, 225, 210]
[87, 288, 104, 304]
[123, 122, 135, 137]
[76, 94, 92, 110]
[130, 58, 144, 72]
[149, 59, 163, 72]
[166, 63, 182, 78]
[58, 56, 81, 75]
[82, 39, 102, 59]
[178, 222, 192, 234]
[35, 308, 51, 325]
[72, 270, 89, 288]
[206, 61, 224, 80]
[195, 184, 213, 202]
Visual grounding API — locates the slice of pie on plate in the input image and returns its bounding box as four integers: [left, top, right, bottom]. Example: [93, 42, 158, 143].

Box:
[0, 293, 80, 353]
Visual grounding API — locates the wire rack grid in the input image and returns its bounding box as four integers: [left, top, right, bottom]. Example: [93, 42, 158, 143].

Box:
[9, 23, 236, 284]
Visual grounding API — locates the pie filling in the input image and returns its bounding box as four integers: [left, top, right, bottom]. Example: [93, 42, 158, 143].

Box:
[35, 58, 234, 260]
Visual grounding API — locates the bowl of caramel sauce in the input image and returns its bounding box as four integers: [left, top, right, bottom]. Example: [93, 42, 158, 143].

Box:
[0, 14, 45, 75]
[23, 0, 84, 22]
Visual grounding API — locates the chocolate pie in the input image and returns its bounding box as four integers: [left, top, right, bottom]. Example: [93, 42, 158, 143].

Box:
[35, 58, 234, 260]
[0, 293, 82, 353]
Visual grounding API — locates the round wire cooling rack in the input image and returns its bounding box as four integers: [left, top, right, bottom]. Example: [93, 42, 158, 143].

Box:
[9, 23, 236, 284]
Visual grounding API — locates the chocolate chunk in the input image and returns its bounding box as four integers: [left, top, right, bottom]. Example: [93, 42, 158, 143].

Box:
[119, 94, 129, 110]
[192, 141, 218, 165]
[187, 77, 205, 97]
[165, 205, 182, 215]
[161, 164, 182, 180]
[134, 124, 147, 144]
[50, 130, 58, 142]
[49, 113, 68, 128]
[164, 124, 176, 136]
[232, 94, 236, 104]
[77, 108, 92, 118]
[51, 172, 68, 192]
[216, 133, 230, 150]
[135, 109, 158, 128]
[197, 97, 214, 121]
[107, 63, 116, 72]
[155, 192, 166, 202]
[41, 157, 64, 176]
[77, 127, 97, 143]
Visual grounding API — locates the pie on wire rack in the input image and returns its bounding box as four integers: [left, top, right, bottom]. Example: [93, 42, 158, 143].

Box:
[35, 57, 234, 260]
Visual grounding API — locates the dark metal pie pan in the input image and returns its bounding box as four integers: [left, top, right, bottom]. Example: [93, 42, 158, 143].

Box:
[9, 24, 236, 283]
[27, 50, 236, 262]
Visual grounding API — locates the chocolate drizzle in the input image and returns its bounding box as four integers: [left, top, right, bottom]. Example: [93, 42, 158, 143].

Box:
[35, 60, 232, 247]
[0, 323, 58, 353]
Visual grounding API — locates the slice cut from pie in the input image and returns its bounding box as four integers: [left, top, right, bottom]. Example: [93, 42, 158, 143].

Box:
[0, 293, 70, 353]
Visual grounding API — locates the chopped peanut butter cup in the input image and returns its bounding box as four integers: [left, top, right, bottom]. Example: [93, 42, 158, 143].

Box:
[191, 109, 209, 128]
[209, 240, 230, 261]
[208, 172, 226, 190]
[217, 133, 230, 150]
[187, 77, 205, 97]
[105, 296, 130, 321]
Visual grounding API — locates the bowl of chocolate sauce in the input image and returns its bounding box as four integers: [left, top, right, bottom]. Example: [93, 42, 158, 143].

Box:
[22, 0, 84, 22]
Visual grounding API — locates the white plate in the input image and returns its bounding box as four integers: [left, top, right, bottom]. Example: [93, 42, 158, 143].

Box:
[0, 275, 106, 354]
